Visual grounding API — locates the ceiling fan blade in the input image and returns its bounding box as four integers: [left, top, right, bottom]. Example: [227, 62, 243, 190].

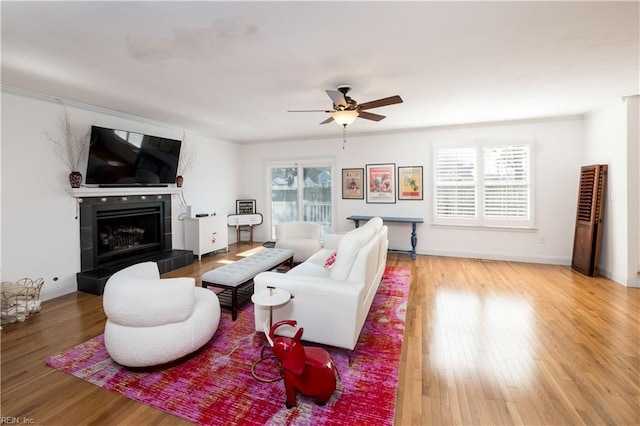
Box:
[320, 116, 334, 125]
[358, 111, 386, 122]
[326, 90, 348, 108]
[288, 109, 332, 113]
[358, 95, 403, 111]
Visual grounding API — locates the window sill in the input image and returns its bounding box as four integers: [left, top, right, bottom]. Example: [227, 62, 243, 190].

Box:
[430, 223, 538, 232]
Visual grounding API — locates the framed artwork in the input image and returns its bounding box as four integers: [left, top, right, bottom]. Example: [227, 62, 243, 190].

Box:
[366, 163, 396, 204]
[236, 199, 256, 215]
[398, 166, 423, 200]
[342, 168, 364, 199]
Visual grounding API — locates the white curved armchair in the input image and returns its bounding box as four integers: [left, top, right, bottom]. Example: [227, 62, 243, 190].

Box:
[275, 222, 322, 263]
[103, 262, 220, 368]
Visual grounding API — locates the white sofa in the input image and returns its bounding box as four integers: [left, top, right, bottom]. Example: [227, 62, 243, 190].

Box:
[103, 262, 221, 367]
[275, 221, 322, 263]
[254, 217, 388, 350]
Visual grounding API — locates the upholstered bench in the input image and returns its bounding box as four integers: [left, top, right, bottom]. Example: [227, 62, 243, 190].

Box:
[202, 248, 293, 320]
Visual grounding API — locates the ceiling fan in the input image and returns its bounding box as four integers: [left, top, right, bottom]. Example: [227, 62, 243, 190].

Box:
[288, 85, 403, 127]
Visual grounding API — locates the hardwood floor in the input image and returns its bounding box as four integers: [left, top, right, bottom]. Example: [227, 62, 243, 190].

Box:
[2, 244, 639, 425]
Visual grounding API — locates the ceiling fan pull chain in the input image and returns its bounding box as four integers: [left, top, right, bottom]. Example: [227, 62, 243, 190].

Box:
[342, 124, 347, 149]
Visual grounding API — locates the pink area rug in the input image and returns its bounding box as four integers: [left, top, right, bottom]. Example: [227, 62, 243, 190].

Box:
[46, 266, 410, 425]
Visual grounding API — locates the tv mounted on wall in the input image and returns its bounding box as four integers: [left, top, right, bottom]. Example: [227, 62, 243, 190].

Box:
[85, 126, 182, 187]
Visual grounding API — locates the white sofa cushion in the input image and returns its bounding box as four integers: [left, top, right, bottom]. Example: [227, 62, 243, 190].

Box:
[287, 248, 333, 279]
[364, 216, 383, 232]
[322, 233, 344, 250]
[329, 225, 376, 281]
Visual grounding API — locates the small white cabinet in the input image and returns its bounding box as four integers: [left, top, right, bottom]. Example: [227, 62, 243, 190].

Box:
[185, 216, 228, 260]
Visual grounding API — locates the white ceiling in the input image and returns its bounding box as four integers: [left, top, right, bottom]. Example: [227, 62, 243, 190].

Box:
[2, 1, 638, 144]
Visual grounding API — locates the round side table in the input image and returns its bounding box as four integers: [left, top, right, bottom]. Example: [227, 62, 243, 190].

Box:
[251, 287, 291, 332]
[251, 286, 291, 382]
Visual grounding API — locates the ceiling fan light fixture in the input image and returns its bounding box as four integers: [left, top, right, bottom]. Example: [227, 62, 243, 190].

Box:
[331, 110, 359, 126]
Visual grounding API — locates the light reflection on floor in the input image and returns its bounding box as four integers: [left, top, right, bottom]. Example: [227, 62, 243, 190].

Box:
[237, 247, 266, 257]
[216, 247, 266, 265]
[431, 286, 535, 386]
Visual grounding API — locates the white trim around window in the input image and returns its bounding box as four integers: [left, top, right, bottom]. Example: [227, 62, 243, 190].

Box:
[432, 139, 535, 228]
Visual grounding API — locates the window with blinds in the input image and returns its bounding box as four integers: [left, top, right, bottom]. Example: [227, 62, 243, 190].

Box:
[434, 146, 477, 219]
[433, 140, 534, 227]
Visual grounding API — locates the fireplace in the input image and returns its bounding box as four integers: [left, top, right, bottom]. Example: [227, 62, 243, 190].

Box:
[77, 194, 193, 295]
[95, 205, 162, 266]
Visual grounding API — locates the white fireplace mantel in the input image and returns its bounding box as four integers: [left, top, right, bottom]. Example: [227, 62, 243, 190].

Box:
[66, 186, 183, 198]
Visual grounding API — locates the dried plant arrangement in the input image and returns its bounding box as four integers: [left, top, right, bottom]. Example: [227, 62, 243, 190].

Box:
[45, 101, 91, 172]
[177, 133, 196, 176]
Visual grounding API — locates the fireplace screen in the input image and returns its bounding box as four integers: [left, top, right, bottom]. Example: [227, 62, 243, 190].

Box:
[96, 206, 161, 260]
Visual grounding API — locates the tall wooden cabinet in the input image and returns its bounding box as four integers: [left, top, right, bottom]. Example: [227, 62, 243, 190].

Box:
[185, 215, 228, 260]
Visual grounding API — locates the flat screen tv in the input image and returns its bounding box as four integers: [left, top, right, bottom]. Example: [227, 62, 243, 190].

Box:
[85, 126, 182, 186]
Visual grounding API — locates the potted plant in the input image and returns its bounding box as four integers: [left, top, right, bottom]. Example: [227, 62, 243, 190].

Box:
[46, 102, 91, 188]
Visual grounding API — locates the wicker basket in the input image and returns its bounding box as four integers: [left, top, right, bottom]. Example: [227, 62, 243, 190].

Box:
[1, 278, 44, 324]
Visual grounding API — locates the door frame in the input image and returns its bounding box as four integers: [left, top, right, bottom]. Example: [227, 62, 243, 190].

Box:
[264, 157, 337, 241]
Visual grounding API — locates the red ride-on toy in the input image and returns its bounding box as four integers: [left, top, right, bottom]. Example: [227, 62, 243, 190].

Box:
[269, 320, 339, 408]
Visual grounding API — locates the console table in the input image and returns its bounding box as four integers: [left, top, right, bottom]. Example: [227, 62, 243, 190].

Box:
[227, 213, 263, 244]
[347, 215, 424, 260]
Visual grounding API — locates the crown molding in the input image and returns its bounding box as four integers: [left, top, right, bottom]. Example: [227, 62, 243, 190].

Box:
[1, 84, 189, 135]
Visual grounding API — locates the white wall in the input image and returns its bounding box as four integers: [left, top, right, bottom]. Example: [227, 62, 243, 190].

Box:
[240, 117, 584, 265]
[637, 97, 640, 277]
[172, 131, 241, 246]
[1, 92, 240, 300]
[626, 95, 639, 286]
[0, 93, 3, 282]
[583, 98, 639, 286]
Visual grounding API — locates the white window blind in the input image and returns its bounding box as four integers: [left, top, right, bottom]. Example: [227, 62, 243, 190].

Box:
[434, 146, 477, 220]
[483, 144, 530, 222]
[433, 140, 534, 228]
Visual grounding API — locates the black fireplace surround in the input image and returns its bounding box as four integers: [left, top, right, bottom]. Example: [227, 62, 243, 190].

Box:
[77, 194, 192, 295]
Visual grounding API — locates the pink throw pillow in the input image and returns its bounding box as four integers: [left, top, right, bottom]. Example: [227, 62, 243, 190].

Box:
[324, 251, 337, 268]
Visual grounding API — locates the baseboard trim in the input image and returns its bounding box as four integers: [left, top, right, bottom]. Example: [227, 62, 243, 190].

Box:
[591, 266, 640, 288]
[626, 276, 640, 288]
[417, 248, 570, 265]
[41, 283, 77, 302]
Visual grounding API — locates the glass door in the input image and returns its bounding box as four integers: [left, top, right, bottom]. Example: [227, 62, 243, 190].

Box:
[270, 166, 299, 226]
[269, 162, 333, 239]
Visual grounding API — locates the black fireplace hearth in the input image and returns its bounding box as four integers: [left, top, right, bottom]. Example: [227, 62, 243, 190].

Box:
[76, 194, 192, 295]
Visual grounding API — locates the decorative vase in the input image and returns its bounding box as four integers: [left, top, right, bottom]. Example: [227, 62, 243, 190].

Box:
[69, 171, 82, 188]
[176, 175, 184, 187]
